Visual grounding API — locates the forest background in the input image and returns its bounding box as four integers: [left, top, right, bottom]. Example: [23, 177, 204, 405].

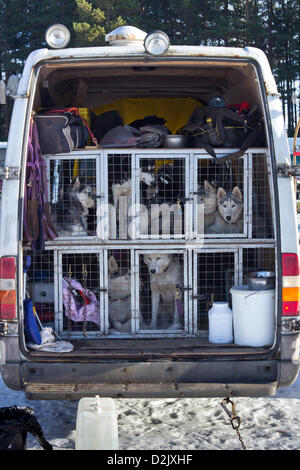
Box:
[0, 0, 299, 140]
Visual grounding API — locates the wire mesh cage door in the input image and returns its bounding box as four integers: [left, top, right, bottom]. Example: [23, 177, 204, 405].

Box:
[248, 150, 275, 240]
[134, 153, 192, 240]
[136, 249, 191, 336]
[103, 248, 137, 336]
[192, 152, 248, 239]
[101, 151, 136, 241]
[240, 245, 276, 285]
[193, 248, 239, 335]
[46, 153, 100, 240]
[56, 249, 104, 338]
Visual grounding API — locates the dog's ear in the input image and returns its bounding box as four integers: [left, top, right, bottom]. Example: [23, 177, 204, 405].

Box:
[204, 180, 215, 193]
[108, 256, 119, 275]
[232, 186, 242, 201]
[72, 177, 81, 192]
[217, 187, 226, 200]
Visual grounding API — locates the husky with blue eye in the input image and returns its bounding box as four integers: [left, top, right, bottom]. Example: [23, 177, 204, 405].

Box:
[51, 177, 96, 237]
[206, 186, 243, 234]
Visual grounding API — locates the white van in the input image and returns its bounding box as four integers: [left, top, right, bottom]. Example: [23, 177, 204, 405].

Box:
[0, 25, 299, 400]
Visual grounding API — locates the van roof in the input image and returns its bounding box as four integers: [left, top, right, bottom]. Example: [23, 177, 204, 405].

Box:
[18, 44, 278, 97]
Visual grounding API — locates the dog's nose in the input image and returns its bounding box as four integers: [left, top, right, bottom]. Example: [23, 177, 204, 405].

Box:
[226, 216, 231, 221]
[150, 269, 156, 274]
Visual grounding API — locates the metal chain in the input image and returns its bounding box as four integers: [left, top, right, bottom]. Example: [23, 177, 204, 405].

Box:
[67, 264, 72, 331]
[220, 397, 247, 450]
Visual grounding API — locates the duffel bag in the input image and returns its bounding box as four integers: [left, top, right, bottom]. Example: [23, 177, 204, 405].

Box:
[35, 107, 97, 154]
[179, 103, 264, 163]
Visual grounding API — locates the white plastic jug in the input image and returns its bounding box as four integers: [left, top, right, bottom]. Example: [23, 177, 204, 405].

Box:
[75, 396, 118, 450]
[230, 286, 275, 347]
[208, 301, 233, 344]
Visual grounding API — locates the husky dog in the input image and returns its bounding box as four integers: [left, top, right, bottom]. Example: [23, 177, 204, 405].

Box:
[112, 164, 156, 210]
[143, 253, 183, 329]
[111, 164, 156, 238]
[108, 256, 145, 332]
[197, 180, 217, 232]
[51, 177, 96, 237]
[206, 186, 243, 234]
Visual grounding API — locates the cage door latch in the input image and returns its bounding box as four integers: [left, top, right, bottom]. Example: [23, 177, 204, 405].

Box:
[0, 166, 19, 180]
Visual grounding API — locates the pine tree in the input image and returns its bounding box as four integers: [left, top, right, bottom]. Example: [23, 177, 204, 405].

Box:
[73, 0, 141, 46]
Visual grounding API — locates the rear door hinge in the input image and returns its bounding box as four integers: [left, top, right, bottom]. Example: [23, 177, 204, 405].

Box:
[277, 164, 300, 177]
[282, 319, 300, 332]
[0, 166, 19, 180]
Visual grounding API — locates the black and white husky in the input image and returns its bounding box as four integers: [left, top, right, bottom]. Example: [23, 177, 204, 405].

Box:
[111, 164, 156, 211]
[51, 177, 96, 237]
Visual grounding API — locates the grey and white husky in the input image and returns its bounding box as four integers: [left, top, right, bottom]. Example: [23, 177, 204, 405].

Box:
[206, 186, 243, 234]
[108, 256, 145, 332]
[51, 177, 96, 237]
[143, 253, 183, 330]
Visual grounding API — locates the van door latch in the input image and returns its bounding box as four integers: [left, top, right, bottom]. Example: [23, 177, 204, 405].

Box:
[282, 319, 300, 332]
[277, 164, 300, 177]
[0, 166, 20, 180]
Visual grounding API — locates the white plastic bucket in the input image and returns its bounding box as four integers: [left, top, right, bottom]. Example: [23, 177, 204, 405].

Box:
[75, 396, 118, 450]
[208, 301, 233, 343]
[230, 286, 275, 347]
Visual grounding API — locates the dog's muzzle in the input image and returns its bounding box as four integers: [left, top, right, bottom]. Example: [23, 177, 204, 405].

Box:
[88, 192, 99, 200]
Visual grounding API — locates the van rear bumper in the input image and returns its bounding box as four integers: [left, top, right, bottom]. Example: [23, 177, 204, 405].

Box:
[24, 380, 277, 400]
[2, 359, 279, 399]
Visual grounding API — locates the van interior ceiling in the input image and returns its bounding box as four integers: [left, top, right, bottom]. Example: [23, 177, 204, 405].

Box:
[33, 61, 262, 110]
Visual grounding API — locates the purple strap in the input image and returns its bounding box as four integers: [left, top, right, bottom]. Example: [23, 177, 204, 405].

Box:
[23, 119, 58, 247]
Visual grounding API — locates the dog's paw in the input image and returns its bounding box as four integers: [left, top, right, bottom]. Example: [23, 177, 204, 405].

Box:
[168, 322, 182, 330]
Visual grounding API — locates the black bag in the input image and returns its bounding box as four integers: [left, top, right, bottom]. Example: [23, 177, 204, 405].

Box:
[90, 110, 123, 141]
[179, 104, 264, 163]
[35, 108, 97, 155]
[0, 406, 53, 450]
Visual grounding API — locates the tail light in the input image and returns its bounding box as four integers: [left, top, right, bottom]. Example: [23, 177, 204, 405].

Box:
[0, 257, 16, 320]
[282, 253, 300, 316]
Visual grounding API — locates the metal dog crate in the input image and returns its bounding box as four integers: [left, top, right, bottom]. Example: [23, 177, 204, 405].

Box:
[44, 148, 273, 244]
[56, 249, 104, 337]
[193, 245, 276, 334]
[53, 247, 191, 339]
[102, 151, 190, 241]
[46, 153, 100, 239]
[24, 244, 276, 340]
[26, 147, 275, 342]
[193, 248, 239, 333]
[193, 152, 247, 238]
[136, 249, 190, 336]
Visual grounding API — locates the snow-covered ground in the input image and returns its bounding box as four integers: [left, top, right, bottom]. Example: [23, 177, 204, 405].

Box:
[1, 372, 300, 450]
